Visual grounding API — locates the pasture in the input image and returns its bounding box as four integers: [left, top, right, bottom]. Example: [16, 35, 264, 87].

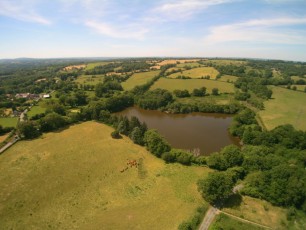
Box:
[0, 117, 18, 128]
[218, 75, 238, 83]
[221, 196, 288, 229]
[27, 105, 46, 118]
[122, 70, 160, 90]
[151, 78, 235, 93]
[259, 86, 306, 131]
[209, 213, 265, 230]
[176, 62, 202, 68]
[157, 59, 200, 66]
[75, 75, 104, 86]
[85, 62, 112, 70]
[0, 121, 210, 230]
[205, 59, 247, 66]
[177, 94, 234, 105]
[168, 67, 219, 79]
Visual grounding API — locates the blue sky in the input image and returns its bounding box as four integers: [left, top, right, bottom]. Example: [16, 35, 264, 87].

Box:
[0, 0, 306, 61]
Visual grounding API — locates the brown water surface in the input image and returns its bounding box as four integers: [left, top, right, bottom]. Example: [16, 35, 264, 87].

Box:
[116, 107, 239, 155]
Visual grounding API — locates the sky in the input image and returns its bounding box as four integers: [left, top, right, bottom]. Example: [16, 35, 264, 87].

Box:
[0, 0, 306, 61]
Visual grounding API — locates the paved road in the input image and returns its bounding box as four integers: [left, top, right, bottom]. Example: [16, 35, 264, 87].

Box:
[198, 206, 219, 230]
[0, 136, 19, 154]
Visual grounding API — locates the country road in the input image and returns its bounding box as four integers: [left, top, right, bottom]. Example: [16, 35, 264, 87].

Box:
[198, 206, 219, 230]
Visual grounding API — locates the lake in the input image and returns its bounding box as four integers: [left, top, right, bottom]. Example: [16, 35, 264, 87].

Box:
[116, 107, 240, 155]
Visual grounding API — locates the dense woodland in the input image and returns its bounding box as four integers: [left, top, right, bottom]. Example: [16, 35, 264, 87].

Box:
[1, 58, 306, 229]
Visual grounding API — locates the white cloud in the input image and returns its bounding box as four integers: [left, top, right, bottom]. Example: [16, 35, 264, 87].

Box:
[85, 20, 149, 39]
[0, 0, 51, 25]
[153, 0, 235, 20]
[204, 17, 306, 45]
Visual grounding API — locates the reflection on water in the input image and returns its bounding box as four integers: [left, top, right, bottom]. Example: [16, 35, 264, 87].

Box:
[116, 107, 240, 155]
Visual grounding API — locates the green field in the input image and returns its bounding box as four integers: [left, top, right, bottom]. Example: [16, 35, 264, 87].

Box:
[85, 62, 112, 70]
[151, 78, 235, 93]
[176, 62, 202, 68]
[122, 70, 160, 90]
[0, 117, 18, 128]
[75, 75, 104, 85]
[209, 213, 265, 230]
[281, 85, 306, 92]
[259, 86, 306, 131]
[218, 75, 238, 83]
[27, 105, 46, 118]
[168, 67, 219, 79]
[205, 59, 247, 66]
[177, 94, 234, 105]
[0, 121, 210, 229]
[291, 76, 305, 81]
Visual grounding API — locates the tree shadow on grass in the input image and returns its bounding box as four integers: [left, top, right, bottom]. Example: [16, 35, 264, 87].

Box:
[222, 194, 243, 209]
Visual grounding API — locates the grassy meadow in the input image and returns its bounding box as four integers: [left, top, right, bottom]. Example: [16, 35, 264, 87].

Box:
[209, 213, 265, 230]
[27, 105, 46, 118]
[221, 196, 289, 229]
[177, 94, 234, 105]
[218, 75, 238, 83]
[85, 62, 112, 70]
[75, 75, 104, 86]
[122, 70, 160, 90]
[176, 62, 202, 68]
[0, 121, 211, 230]
[151, 78, 235, 93]
[205, 59, 247, 66]
[259, 86, 306, 131]
[0, 117, 18, 128]
[168, 67, 219, 79]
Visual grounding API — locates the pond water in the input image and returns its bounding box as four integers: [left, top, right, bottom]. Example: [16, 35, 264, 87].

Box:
[116, 107, 240, 155]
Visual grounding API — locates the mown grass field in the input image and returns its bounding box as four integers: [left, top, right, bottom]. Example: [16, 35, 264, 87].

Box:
[259, 86, 306, 131]
[122, 70, 160, 90]
[27, 105, 46, 118]
[85, 62, 112, 70]
[0, 117, 18, 128]
[75, 75, 104, 85]
[0, 121, 210, 230]
[168, 67, 219, 79]
[151, 78, 235, 93]
[209, 213, 265, 230]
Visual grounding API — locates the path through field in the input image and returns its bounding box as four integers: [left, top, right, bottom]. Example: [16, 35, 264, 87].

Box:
[199, 205, 272, 230]
[199, 206, 220, 230]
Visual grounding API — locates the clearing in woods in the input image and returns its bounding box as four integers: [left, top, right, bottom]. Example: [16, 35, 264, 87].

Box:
[75, 75, 105, 86]
[151, 78, 235, 93]
[122, 70, 160, 90]
[0, 121, 211, 230]
[258, 86, 306, 131]
[0, 117, 18, 128]
[167, 67, 219, 79]
[27, 105, 46, 118]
